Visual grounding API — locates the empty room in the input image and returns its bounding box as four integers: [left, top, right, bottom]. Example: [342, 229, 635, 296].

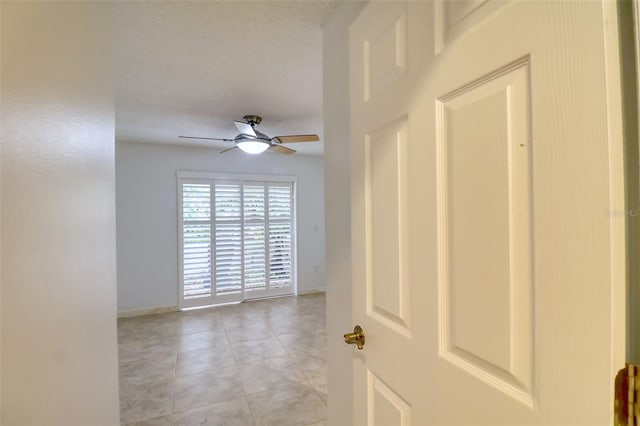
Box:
[114, 2, 331, 424]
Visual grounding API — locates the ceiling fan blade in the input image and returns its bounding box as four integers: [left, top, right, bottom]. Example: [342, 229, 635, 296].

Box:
[179, 136, 234, 142]
[234, 121, 256, 137]
[272, 134, 319, 144]
[220, 146, 238, 154]
[269, 144, 296, 155]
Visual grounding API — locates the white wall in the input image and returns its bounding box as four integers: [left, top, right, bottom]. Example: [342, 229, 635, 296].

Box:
[116, 142, 325, 313]
[1, 2, 120, 424]
[323, 2, 366, 425]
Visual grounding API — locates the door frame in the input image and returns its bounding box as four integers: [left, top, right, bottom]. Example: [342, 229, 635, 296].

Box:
[603, 0, 630, 378]
[625, 0, 640, 365]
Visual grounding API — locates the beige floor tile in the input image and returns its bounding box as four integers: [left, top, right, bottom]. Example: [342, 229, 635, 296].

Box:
[230, 336, 288, 364]
[223, 318, 275, 343]
[216, 306, 266, 323]
[172, 397, 255, 426]
[120, 355, 176, 386]
[238, 354, 306, 394]
[119, 335, 178, 364]
[289, 349, 328, 379]
[119, 380, 174, 425]
[178, 310, 223, 335]
[309, 376, 327, 405]
[277, 330, 326, 353]
[118, 321, 179, 345]
[125, 415, 171, 426]
[269, 314, 325, 336]
[173, 367, 244, 412]
[246, 382, 326, 426]
[178, 328, 228, 353]
[176, 345, 235, 377]
[267, 317, 305, 335]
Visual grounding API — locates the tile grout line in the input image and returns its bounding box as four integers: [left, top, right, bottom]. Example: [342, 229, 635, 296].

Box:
[222, 304, 258, 426]
[270, 310, 329, 408]
[170, 332, 179, 423]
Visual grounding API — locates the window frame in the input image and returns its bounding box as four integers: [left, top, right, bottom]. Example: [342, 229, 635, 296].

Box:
[177, 171, 298, 309]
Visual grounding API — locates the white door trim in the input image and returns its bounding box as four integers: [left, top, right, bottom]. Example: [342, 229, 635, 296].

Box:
[602, 0, 629, 382]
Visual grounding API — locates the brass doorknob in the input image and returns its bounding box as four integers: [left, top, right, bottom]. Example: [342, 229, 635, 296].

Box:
[344, 325, 365, 350]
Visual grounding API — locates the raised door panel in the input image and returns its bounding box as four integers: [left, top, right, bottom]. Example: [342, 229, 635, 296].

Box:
[436, 61, 534, 405]
[434, 0, 506, 53]
[365, 118, 410, 336]
[367, 370, 411, 426]
[363, 7, 407, 102]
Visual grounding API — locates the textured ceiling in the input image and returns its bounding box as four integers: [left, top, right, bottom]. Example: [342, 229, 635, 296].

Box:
[115, 1, 337, 156]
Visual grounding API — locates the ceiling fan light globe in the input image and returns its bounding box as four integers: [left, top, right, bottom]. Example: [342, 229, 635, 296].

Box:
[236, 140, 270, 154]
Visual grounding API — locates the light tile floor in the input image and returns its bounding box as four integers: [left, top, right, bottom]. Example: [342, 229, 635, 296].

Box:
[118, 293, 327, 426]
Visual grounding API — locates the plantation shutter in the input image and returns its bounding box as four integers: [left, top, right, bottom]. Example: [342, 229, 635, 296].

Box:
[243, 184, 267, 295]
[268, 185, 293, 289]
[179, 175, 295, 307]
[181, 183, 212, 301]
[214, 183, 243, 299]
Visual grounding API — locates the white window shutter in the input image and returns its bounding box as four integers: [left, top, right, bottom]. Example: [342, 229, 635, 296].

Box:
[243, 185, 266, 294]
[268, 185, 293, 290]
[181, 183, 212, 300]
[214, 184, 242, 297]
[179, 176, 295, 307]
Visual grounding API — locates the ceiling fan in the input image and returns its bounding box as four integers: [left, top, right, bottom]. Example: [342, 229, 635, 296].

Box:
[179, 115, 319, 155]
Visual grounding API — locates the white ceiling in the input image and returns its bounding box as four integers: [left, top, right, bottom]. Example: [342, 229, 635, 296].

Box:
[115, 1, 337, 156]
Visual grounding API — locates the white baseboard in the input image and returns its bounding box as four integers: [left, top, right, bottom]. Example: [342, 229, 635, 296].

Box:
[297, 288, 326, 296]
[118, 290, 325, 318]
[117, 305, 178, 318]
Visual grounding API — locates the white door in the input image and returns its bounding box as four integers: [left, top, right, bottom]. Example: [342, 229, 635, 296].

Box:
[349, 1, 626, 424]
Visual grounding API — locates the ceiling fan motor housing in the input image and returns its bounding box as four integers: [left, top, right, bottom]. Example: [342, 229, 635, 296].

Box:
[178, 114, 317, 155]
[235, 130, 270, 142]
[243, 115, 262, 126]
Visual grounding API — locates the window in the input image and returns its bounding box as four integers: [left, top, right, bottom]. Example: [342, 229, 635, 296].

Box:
[178, 172, 295, 308]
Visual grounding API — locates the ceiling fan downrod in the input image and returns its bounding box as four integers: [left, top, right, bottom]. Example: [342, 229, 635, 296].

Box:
[243, 115, 262, 127]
